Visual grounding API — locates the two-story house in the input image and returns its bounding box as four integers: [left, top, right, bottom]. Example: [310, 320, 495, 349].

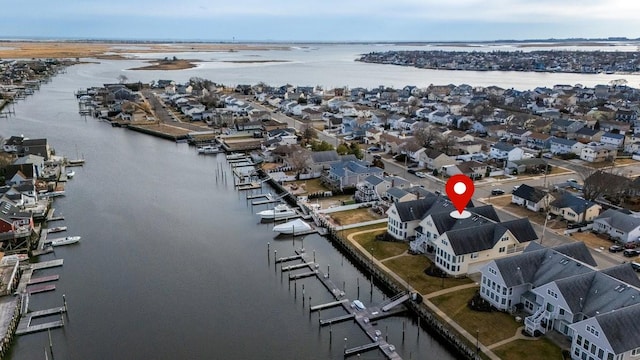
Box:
[549, 137, 585, 155]
[600, 132, 625, 149]
[490, 142, 525, 161]
[417, 148, 456, 171]
[354, 175, 390, 203]
[323, 160, 383, 191]
[580, 143, 617, 163]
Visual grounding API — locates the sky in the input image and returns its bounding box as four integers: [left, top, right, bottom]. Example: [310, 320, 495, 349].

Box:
[1, 0, 639, 42]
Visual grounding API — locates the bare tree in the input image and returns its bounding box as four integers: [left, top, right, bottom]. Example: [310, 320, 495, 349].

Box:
[288, 149, 311, 178]
[300, 124, 316, 146]
[435, 134, 457, 156]
[117, 74, 128, 84]
[581, 169, 628, 201]
[413, 122, 441, 148]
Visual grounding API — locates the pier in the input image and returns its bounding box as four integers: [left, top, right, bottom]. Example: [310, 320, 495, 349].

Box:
[281, 249, 409, 359]
[16, 304, 66, 335]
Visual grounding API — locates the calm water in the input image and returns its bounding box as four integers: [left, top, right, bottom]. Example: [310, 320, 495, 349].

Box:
[4, 51, 457, 359]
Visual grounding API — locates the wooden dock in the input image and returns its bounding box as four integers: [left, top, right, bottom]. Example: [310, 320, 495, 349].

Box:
[236, 182, 261, 191]
[27, 284, 56, 294]
[31, 259, 64, 270]
[246, 193, 271, 200]
[319, 313, 355, 326]
[309, 299, 349, 312]
[344, 341, 380, 357]
[28, 275, 60, 285]
[281, 262, 316, 272]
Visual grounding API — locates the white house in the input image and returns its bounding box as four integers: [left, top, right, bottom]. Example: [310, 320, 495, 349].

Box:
[600, 132, 625, 149]
[511, 184, 555, 212]
[490, 142, 525, 161]
[580, 143, 618, 163]
[549, 137, 585, 155]
[592, 209, 640, 244]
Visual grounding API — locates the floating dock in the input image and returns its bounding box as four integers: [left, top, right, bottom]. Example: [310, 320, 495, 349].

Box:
[27, 284, 56, 294]
[28, 275, 59, 285]
[16, 305, 66, 335]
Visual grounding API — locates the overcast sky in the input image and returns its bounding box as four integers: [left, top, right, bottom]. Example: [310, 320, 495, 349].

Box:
[2, 0, 639, 42]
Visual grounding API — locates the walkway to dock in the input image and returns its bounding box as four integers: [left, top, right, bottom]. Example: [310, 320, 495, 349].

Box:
[16, 259, 64, 294]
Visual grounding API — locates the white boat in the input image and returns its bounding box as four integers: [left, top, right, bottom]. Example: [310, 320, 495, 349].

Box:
[351, 300, 366, 310]
[47, 226, 67, 233]
[66, 170, 75, 178]
[50, 236, 81, 247]
[273, 218, 312, 235]
[197, 145, 222, 154]
[256, 204, 297, 220]
[42, 191, 65, 198]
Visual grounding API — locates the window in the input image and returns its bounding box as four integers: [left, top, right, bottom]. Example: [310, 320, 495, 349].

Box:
[631, 348, 640, 356]
[501, 236, 509, 242]
[471, 252, 479, 259]
[586, 325, 600, 337]
[577, 335, 583, 346]
[488, 267, 497, 275]
[499, 247, 506, 253]
[591, 344, 596, 355]
[546, 303, 554, 312]
[559, 308, 565, 316]
[583, 339, 590, 351]
[547, 289, 558, 299]
[598, 349, 604, 359]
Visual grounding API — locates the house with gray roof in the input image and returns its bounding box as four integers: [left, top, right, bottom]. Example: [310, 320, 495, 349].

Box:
[354, 175, 390, 203]
[580, 143, 617, 163]
[569, 302, 640, 360]
[549, 137, 585, 155]
[323, 160, 383, 191]
[489, 142, 524, 161]
[386, 195, 446, 240]
[570, 127, 603, 143]
[386, 187, 415, 203]
[600, 132, 626, 149]
[593, 209, 640, 244]
[549, 194, 601, 223]
[511, 184, 555, 212]
[434, 218, 537, 276]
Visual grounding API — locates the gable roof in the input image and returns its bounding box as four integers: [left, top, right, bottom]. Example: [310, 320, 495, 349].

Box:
[594, 209, 640, 233]
[310, 150, 341, 163]
[387, 187, 410, 199]
[550, 137, 578, 146]
[512, 184, 548, 203]
[364, 175, 385, 186]
[491, 142, 516, 152]
[550, 194, 598, 214]
[593, 303, 640, 354]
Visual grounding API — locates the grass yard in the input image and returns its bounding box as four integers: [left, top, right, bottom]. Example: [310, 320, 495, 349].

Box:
[329, 208, 383, 225]
[383, 255, 473, 295]
[353, 231, 408, 260]
[493, 338, 563, 360]
[431, 287, 520, 346]
[285, 178, 328, 194]
[341, 224, 387, 239]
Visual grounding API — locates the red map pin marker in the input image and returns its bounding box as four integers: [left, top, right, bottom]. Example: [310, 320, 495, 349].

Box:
[445, 174, 475, 215]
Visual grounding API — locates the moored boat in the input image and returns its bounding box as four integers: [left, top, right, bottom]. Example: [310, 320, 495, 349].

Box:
[50, 236, 81, 247]
[47, 226, 67, 233]
[66, 170, 75, 178]
[273, 218, 312, 235]
[197, 145, 222, 154]
[256, 204, 297, 220]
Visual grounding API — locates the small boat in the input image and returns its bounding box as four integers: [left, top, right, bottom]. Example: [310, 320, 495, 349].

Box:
[67, 159, 85, 166]
[273, 218, 312, 235]
[66, 170, 75, 178]
[50, 236, 81, 247]
[47, 226, 67, 233]
[197, 145, 222, 154]
[351, 300, 366, 310]
[256, 204, 297, 220]
[42, 191, 65, 198]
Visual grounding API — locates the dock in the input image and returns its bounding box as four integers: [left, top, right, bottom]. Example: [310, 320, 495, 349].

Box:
[281, 249, 409, 360]
[28, 275, 60, 285]
[236, 182, 261, 191]
[281, 262, 316, 272]
[16, 305, 66, 336]
[246, 193, 271, 200]
[17, 259, 64, 294]
[27, 284, 56, 294]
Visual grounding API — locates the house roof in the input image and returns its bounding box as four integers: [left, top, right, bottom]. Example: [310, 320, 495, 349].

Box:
[364, 175, 385, 186]
[387, 187, 410, 199]
[550, 194, 598, 215]
[554, 271, 640, 318]
[550, 137, 578, 146]
[594, 209, 640, 233]
[393, 196, 441, 222]
[13, 155, 44, 165]
[493, 242, 596, 288]
[491, 142, 516, 152]
[574, 127, 600, 137]
[592, 303, 640, 354]
[499, 218, 538, 243]
[602, 132, 625, 140]
[512, 184, 548, 203]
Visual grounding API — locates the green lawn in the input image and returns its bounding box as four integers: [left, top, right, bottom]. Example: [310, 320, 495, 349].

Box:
[353, 231, 408, 260]
[382, 255, 473, 295]
[285, 178, 327, 194]
[493, 338, 563, 360]
[430, 287, 520, 346]
[341, 224, 387, 239]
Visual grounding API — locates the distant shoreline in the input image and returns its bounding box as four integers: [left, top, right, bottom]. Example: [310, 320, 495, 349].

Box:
[128, 59, 200, 71]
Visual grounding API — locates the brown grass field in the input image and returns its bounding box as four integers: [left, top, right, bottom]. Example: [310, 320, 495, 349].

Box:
[0, 41, 288, 59]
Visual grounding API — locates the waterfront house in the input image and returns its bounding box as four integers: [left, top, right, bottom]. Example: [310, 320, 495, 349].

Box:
[354, 175, 391, 203]
[549, 137, 585, 155]
[307, 150, 342, 177]
[323, 160, 383, 191]
[592, 209, 640, 244]
[511, 184, 554, 212]
[386, 197, 442, 241]
[432, 217, 537, 276]
[0, 201, 33, 241]
[580, 143, 617, 163]
[479, 242, 597, 313]
[19, 138, 50, 160]
[4, 164, 35, 186]
[12, 155, 44, 179]
[2, 135, 24, 153]
[549, 194, 601, 223]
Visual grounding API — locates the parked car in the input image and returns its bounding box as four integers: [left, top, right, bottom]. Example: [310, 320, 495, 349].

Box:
[491, 189, 505, 196]
[542, 153, 553, 159]
[343, 135, 354, 141]
[415, 172, 428, 178]
[624, 242, 639, 249]
[609, 245, 624, 253]
[372, 154, 382, 160]
[567, 178, 577, 183]
[623, 249, 640, 257]
[567, 222, 587, 229]
[632, 262, 640, 272]
[367, 146, 381, 152]
[407, 169, 417, 174]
